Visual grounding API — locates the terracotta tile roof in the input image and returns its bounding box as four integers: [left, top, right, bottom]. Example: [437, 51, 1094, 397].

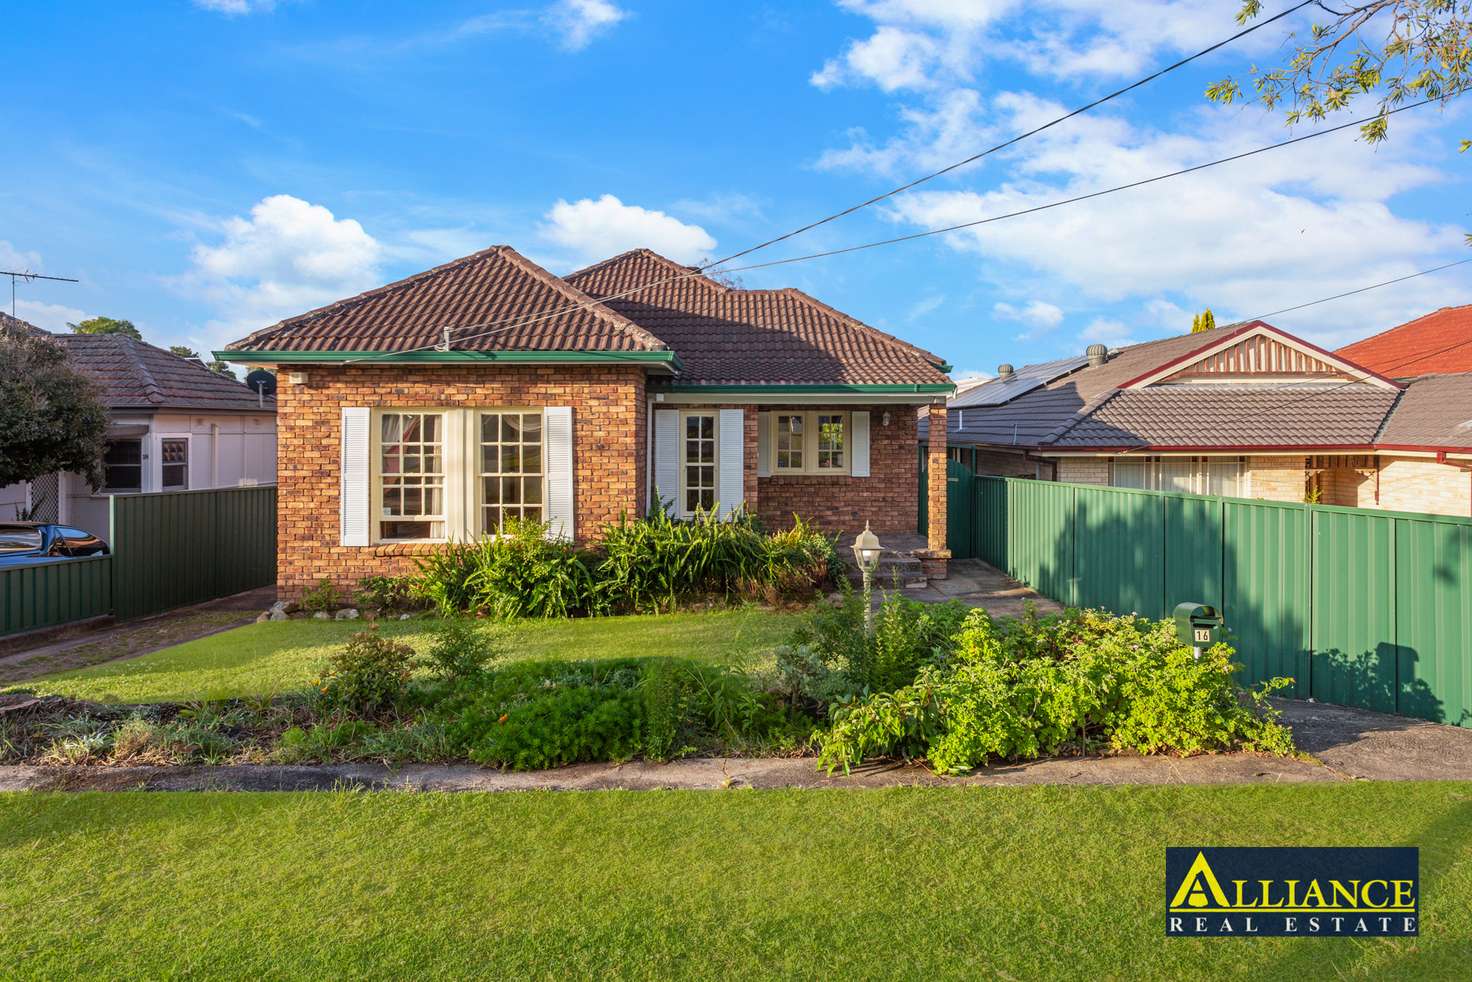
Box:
[55, 334, 274, 413]
[565, 249, 950, 386]
[1046, 383, 1398, 449]
[225, 246, 666, 354]
[1337, 305, 1472, 378]
[1376, 373, 1472, 449]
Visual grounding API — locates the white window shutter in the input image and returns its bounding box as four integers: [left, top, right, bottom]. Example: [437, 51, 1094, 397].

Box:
[544, 406, 575, 541]
[340, 407, 371, 547]
[850, 410, 871, 478]
[756, 412, 772, 477]
[718, 408, 745, 518]
[654, 409, 680, 516]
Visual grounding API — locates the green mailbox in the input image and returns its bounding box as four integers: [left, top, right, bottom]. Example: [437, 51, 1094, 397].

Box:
[1173, 602, 1224, 649]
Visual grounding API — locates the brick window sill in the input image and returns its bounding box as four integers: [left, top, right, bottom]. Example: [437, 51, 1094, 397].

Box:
[368, 542, 449, 557]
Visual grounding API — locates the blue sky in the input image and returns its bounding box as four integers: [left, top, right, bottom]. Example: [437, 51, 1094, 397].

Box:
[5, 0, 1469, 378]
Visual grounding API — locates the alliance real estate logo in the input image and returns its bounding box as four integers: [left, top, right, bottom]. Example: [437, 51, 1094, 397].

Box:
[1165, 847, 1419, 937]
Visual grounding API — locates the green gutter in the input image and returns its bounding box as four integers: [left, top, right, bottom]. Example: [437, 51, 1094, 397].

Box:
[215, 349, 683, 371]
[661, 383, 955, 394]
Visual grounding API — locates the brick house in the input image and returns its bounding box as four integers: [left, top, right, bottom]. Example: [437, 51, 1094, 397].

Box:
[219, 246, 954, 596]
[927, 319, 1472, 517]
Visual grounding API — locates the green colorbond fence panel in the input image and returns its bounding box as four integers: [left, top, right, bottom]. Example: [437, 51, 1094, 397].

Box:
[975, 477, 1009, 570]
[946, 460, 976, 559]
[1311, 509, 1397, 714]
[1007, 480, 1076, 606]
[1073, 486, 1166, 619]
[111, 486, 277, 620]
[1395, 517, 1472, 726]
[1163, 494, 1224, 617]
[0, 556, 113, 636]
[1222, 501, 1312, 698]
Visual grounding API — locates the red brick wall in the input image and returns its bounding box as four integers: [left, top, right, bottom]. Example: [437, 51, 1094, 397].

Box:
[926, 403, 947, 552]
[757, 404, 920, 537]
[275, 364, 644, 598]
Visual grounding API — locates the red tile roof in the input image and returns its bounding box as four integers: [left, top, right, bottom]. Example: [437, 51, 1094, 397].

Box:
[55, 334, 274, 413]
[565, 249, 950, 386]
[1337, 304, 1472, 378]
[225, 245, 666, 354]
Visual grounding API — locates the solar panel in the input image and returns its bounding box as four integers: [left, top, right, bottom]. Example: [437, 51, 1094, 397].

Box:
[951, 355, 1089, 407]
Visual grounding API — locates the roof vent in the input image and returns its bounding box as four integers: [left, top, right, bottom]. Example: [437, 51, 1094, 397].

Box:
[997, 363, 1015, 378]
[1086, 343, 1108, 368]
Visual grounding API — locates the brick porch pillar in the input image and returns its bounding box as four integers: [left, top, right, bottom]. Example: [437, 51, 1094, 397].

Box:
[921, 402, 950, 578]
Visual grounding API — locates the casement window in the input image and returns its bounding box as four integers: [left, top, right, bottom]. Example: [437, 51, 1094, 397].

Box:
[378, 412, 446, 541]
[478, 411, 544, 532]
[341, 406, 573, 546]
[102, 439, 143, 493]
[1111, 456, 1245, 497]
[767, 412, 850, 476]
[681, 411, 718, 515]
[160, 437, 190, 490]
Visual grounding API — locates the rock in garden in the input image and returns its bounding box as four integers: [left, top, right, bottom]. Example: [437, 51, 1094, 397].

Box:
[268, 610, 289, 621]
[256, 611, 270, 623]
[334, 608, 360, 620]
[313, 611, 330, 620]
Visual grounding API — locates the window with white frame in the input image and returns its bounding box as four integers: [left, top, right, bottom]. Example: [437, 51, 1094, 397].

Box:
[479, 411, 543, 533]
[1111, 456, 1244, 497]
[378, 412, 446, 541]
[769, 411, 849, 476]
[682, 412, 717, 514]
[161, 438, 189, 490]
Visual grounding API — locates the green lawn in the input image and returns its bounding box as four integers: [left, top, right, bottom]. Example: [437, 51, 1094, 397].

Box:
[9, 608, 798, 704]
[1, 783, 1468, 979]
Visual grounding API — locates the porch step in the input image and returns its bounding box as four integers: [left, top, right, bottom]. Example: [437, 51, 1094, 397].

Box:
[845, 550, 929, 591]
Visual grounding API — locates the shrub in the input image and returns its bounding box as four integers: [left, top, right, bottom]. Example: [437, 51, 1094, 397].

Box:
[424, 617, 500, 682]
[815, 608, 1295, 775]
[274, 720, 377, 763]
[356, 575, 424, 613]
[316, 628, 416, 718]
[441, 656, 802, 769]
[419, 519, 597, 619]
[300, 577, 340, 613]
[777, 590, 970, 707]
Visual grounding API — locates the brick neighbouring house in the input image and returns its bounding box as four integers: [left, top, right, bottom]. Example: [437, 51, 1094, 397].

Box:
[924, 319, 1472, 517]
[218, 246, 954, 597]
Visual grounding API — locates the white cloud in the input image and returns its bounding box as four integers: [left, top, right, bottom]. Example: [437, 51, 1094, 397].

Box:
[1080, 317, 1135, 345]
[193, 0, 276, 15]
[0, 240, 43, 272]
[993, 299, 1063, 336]
[14, 298, 88, 334]
[817, 88, 989, 177]
[185, 194, 383, 347]
[540, 194, 716, 266]
[812, 27, 943, 92]
[906, 293, 946, 321]
[546, 0, 628, 51]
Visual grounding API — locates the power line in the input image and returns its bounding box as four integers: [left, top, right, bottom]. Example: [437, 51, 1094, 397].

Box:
[334, 0, 1313, 364]
[345, 83, 1417, 366]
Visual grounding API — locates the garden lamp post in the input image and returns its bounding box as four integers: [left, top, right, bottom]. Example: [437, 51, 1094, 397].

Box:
[852, 522, 883, 634]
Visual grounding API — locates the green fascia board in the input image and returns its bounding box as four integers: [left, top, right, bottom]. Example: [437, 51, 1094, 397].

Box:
[662, 382, 954, 394]
[215, 349, 683, 370]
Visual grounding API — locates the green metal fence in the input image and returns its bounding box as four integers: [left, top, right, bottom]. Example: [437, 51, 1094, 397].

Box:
[1, 485, 276, 637]
[958, 474, 1472, 728]
[0, 556, 113, 636]
[110, 486, 277, 620]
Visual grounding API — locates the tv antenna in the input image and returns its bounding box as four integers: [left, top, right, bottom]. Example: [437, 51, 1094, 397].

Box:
[2, 269, 80, 319]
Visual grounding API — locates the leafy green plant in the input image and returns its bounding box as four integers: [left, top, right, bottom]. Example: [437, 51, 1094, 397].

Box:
[356, 575, 424, 613]
[315, 628, 416, 718]
[815, 608, 1296, 775]
[300, 578, 341, 613]
[424, 617, 500, 682]
[419, 520, 597, 619]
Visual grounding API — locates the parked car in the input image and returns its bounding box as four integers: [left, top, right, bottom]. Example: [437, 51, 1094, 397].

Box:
[0, 522, 110, 565]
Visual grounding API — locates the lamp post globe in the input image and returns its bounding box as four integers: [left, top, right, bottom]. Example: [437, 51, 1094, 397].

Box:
[852, 522, 882, 634]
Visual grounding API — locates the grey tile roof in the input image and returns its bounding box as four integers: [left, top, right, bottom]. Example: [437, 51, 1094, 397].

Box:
[54, 334, 274, 413]
[1376, 373, 1472, 449]
[949, 354, 1088, 408]
[1047, 383, 1398, 449]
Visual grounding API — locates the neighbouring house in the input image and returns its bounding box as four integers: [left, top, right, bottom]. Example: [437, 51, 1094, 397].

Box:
[1, 320, 277, 537]
[1337, 303, 1472, 378]
[926, 319, 1472, 517]
[218, 246, 954, 597]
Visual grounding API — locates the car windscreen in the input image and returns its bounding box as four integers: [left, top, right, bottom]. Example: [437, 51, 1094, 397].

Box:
[0, 528, 44, 552]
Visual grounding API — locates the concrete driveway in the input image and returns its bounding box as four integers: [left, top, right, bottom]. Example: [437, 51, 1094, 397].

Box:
[1275, 698, 1472, 781]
